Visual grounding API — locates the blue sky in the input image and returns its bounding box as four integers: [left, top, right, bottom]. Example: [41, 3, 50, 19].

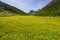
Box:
[0, 0, 52, 13]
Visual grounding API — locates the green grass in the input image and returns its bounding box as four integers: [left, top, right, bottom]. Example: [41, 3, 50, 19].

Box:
[0, 16, 60, 40]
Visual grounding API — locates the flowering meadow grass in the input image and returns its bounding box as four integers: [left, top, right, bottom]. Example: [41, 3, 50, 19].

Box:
[0, 16, 60, 40]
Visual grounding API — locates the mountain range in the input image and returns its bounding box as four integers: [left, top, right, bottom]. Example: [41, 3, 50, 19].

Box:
[0, 0, 60, 17]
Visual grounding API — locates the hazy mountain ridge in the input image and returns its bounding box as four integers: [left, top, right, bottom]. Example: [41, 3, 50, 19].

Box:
[33, 0, 60, 16]
[0, 1, 27, 16]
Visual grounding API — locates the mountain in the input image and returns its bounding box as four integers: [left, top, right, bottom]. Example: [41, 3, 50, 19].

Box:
[28, 10, 36, 15]
[0, 1, 27, 16]
[33, 0, 60, 16]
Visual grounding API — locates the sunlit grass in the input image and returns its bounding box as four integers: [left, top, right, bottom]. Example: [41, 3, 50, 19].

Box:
[0, 16, 60, 40]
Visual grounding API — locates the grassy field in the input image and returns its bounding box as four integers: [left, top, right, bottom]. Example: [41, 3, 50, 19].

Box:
[0, 16, 60, 40]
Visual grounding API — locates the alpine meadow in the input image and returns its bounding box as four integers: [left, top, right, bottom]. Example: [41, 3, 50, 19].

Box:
[0, 0, 60, 40]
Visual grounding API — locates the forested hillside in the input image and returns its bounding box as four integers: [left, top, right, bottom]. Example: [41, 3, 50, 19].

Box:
[34, 0, 60, 16]
[0, 1, 27, 16]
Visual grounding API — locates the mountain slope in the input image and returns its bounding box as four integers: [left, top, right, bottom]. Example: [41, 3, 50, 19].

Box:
[34, 0, 60, 16]
[0, 1, 27, 16]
